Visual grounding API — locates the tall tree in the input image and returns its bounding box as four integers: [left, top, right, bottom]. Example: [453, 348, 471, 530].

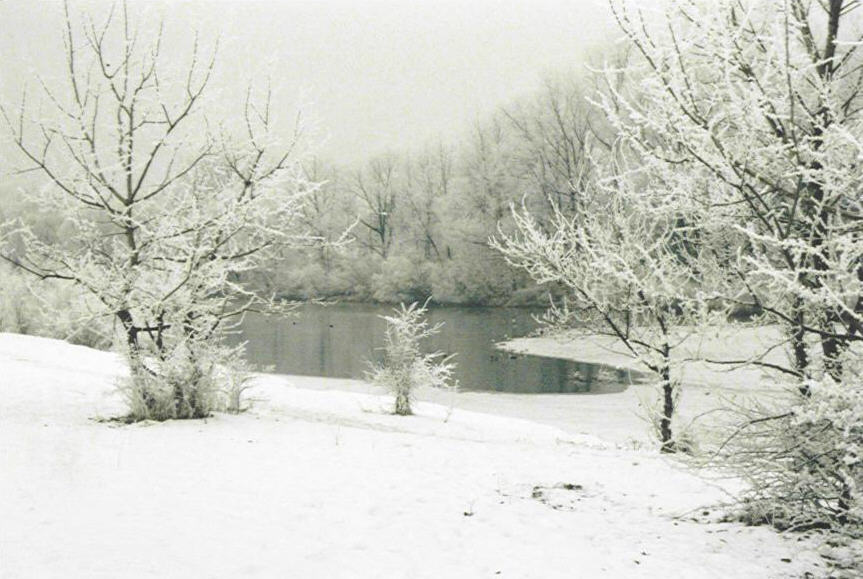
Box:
[502, 76, 598, 218]
[403, 145, 452, 261]
[604, 0, 863, 385]
[352, 154, 399, 259]
[589, 0, 863, 527]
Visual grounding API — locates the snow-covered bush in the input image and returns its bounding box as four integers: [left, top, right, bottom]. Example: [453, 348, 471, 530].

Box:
[120, 341, 220, 421]
[717, 375, 863, 534]
[120, 337, 255, 421]
[367, 301, 456, 415]
[219, 354, 255, 415]
[0, 264, 41, 336]
[370, 254, 433, 304]
[429, 251, 520, 306]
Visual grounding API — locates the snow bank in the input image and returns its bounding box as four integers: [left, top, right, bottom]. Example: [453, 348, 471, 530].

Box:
[498, 325, 790, 391]
[496, 326, 802, 445]
[0, 333, 828, 578]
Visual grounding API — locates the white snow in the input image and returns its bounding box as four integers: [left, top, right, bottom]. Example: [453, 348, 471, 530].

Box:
[0, 332, 831, 578]
[499, 325, 792, 391]
[496, 326, 799, 445]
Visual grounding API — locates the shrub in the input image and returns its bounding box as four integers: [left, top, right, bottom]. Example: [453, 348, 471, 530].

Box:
[220, 356, 255, 415]
[716, 376, 862, 535]
[429, 252, 525, 305]
[370, 254, 433, 303]
[0, 264, 39, 335]
[367, 301, 456, 415]
[119, 340, 251, 421]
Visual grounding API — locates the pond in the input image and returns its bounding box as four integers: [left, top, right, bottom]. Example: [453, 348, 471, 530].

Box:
[235, 303, 636, 394]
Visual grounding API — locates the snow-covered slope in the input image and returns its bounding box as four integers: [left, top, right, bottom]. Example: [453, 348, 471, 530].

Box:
[0, 333, 827, 578]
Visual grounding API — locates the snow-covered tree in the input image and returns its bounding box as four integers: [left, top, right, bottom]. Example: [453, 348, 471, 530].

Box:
[367, 301, 456, 415]
[501, 75, 605, 220]
[596, 0, 863, 528]
[402, 145, 452, 262]
[1, 1, 318, 419]
[493, 167, 713, 451]
[605, 0, 863, 382]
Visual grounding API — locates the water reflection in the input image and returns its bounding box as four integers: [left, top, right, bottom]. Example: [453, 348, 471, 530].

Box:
[234, 303, 636, 394]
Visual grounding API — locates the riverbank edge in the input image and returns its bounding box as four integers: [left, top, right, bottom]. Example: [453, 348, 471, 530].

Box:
[496, 325, 792, 393]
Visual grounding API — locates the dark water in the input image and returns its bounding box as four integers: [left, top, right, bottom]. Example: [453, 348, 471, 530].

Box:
[235, 303, 635, 394]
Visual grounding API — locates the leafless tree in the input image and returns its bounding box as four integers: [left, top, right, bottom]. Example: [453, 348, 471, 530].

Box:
[351, 154, 399, 258]
[402, 145, 452, 261]
[1, 1, 318, 419]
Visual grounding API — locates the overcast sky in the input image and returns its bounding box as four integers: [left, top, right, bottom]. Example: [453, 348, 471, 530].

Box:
[0, 0, 616, 167]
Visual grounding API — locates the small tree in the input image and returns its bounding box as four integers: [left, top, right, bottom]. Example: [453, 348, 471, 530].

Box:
[493, 180, 712, 452]
[368, 301, 456, 415]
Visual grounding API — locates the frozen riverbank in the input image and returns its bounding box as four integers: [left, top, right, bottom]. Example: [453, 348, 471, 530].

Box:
[496, 326, 800, 444]
[498, 325, 790, 390]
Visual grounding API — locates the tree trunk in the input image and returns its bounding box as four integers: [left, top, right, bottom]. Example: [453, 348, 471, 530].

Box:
[659, 356, 676, 453]
[394, 385, 412, 415]
[116, 309, 139, 357]
[790, 300, 810, 397]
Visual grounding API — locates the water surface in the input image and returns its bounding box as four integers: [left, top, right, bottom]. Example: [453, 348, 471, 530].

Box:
[236, 303, 635, 394]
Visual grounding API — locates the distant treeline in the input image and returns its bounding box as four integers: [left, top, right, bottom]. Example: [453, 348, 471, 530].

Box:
[0, 59, 618, 309]
[266, 66, 618, 306]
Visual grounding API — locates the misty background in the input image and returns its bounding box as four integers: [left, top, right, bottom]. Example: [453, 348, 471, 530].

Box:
[0, 0, 621, 308]
[0, 0, 614, 165]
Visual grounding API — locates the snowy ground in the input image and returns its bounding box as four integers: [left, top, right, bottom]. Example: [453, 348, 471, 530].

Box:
[497, 326, 799, 445]
[0, 332, 842, 578]
[498, 325, 791, 391]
